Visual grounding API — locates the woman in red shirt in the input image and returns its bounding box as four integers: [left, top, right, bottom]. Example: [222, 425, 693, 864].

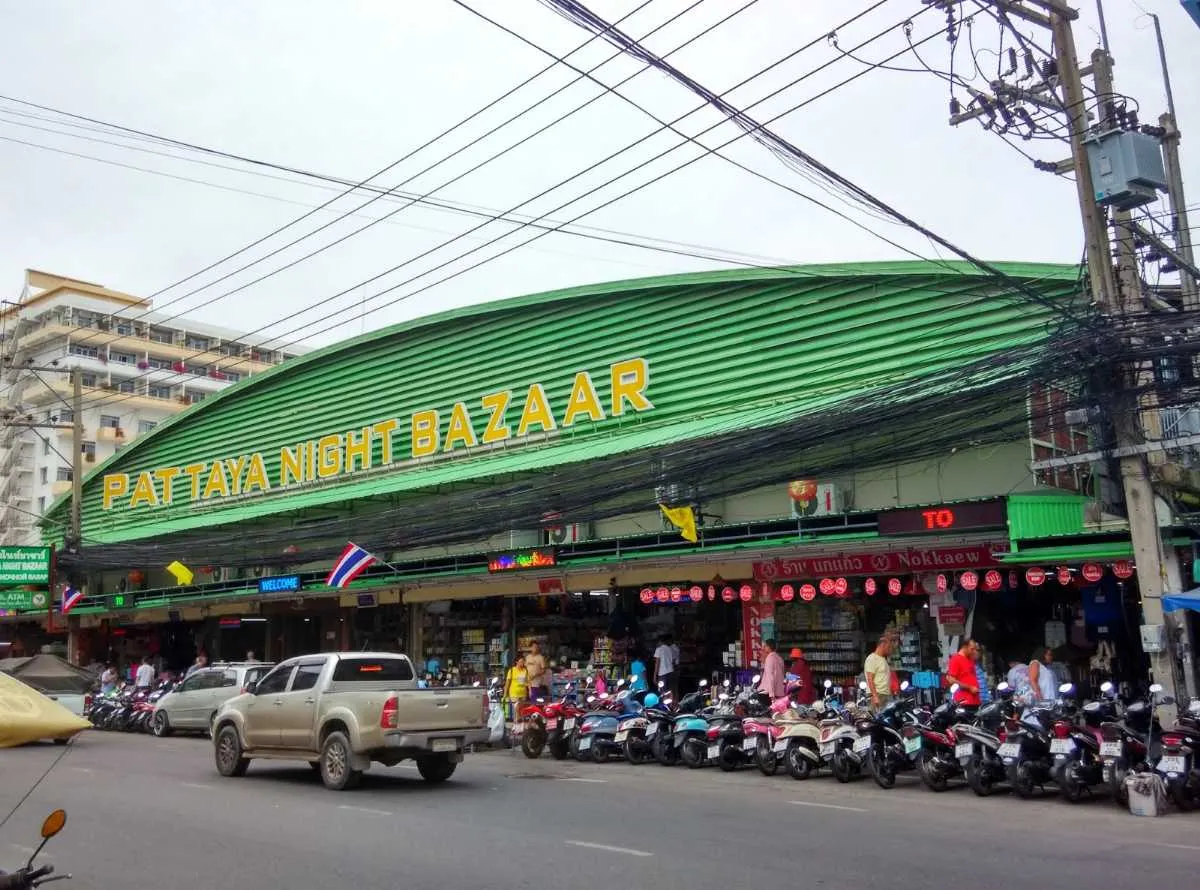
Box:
[946, 639, 982, 707]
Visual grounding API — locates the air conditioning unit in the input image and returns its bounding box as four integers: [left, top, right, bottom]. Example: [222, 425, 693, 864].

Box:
[543, 522, 591, 546]
[791, 483, 843, 519]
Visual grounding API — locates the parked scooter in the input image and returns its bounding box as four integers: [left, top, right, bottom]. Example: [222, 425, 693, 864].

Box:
[715, 681, 770, 773]
[578, 682, 644, 763]
[954, 682, 1018, 796]
[1051, 683, 1118, 803]
[0, 809, 70, 889]
[744, 682, 805, 776]
[1001, 687, 1073, 799]
[650, 685, 705, 766]
[1155, 693, 1200, 810]
[674, 681, 718, 769]
[1100, 682, 1161, 807]
[861, 681, 922, 789]
[831, 681, 873, 783]
[916, 685, 974, 792]
[616, 679, 656, 765]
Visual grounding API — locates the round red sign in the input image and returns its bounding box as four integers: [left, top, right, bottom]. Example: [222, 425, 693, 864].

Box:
[887, 578, 902, 596]
[935, 574, 948, 593]
[984, 570, 1002, 592]
[639, 587, 653, 604]
[739, 583, 753, 603]
[960, 570, 979, 592]
[819, 578, 835, 596]
[688, 585, 703, 602]
[779, 583, 795, 602]
[669, 587, 683, 603]
[655, 586, 670, 603]
[1025, 567, 1046, 587]
[1081, 563, 1104, 583]
[1113, 560, 1134, 580]
[1056, 567, 1072, 586]
[834, 577, 849, 596]
[721, 586, 735, 603]
[864, 578, 877, 596]
[799, 583, 817, 601]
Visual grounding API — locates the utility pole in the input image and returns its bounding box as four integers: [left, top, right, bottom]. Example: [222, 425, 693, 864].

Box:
[70, 369, 83, 554]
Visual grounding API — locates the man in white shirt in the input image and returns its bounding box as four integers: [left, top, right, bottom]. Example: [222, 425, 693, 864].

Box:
[134, 655, 155, 691]
[653, 634, 677, 698]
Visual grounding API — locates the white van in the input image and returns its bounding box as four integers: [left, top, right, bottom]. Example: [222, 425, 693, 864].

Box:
[152, 662, 273, 737]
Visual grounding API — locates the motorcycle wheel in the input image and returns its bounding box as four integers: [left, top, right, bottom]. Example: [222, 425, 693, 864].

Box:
[786, 743, 813, 781]
[1171, 783, 1198, 812]
[966, 756, 996, 797]
[869, 747, 895, 789]
[756, 737, 779, 777]
[652, 733, 678, 767]
[590, 739, 608, 764]
[681, 738, 706, 770]
[623, 739, 650, 765]
[520, 728, 546, 760]
[1009, 761, 1037, 799]
[1058, 762, 1086, 803]
[831, 749, 854, 784]
[548, 737, 570, 761]
[918, 751, 949, 792]
[717, 742, 741, 773]
[1109, 764, 1129, 808]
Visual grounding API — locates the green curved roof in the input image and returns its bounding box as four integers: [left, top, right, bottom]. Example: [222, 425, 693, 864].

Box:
[47, 260, 1083, 546]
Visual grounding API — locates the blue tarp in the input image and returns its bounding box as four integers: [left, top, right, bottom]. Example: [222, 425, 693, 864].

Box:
[1163, 588, 1200, 614]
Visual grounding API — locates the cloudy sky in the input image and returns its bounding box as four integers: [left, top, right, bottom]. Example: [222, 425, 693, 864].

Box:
[0, 0, 1196, 350]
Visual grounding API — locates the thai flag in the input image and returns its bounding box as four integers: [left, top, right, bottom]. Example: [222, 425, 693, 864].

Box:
[326, 542, 376, 589]
[61, 585, 84, 615]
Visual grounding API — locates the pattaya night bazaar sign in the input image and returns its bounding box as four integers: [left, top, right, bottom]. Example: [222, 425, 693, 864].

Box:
[101, 358, 653, 511]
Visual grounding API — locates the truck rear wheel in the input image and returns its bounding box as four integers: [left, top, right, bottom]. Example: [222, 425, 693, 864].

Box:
[320, 731, 362, 790]
[417, 753, 457, 784]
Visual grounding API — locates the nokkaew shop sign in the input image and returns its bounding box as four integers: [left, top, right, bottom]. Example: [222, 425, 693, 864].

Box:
[0, 546, 51, 586]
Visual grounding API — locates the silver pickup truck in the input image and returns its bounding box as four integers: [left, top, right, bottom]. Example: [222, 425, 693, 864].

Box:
[212, 652, 489, 790]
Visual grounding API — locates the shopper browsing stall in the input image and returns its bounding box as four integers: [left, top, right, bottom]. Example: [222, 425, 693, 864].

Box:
[525, 642, 549, 700]
[947, 639, 982, 707]
[863, 637, 894, 711]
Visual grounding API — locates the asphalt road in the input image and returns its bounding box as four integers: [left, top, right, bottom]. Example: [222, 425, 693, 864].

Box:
[1, 732, 1197, 890]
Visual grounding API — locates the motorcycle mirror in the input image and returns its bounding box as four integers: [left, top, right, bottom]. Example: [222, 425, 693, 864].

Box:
[587, 695, 596, 703]
[752, 674, 761, 684]
[858, 681, 868, 691]
[950, 684, 960, 693]
[472, 681, 481, 688]
[900, 681, 910, 691]
[1058, 682, 1074, 694]
[630, 675, 639, 683]
[657, 680, 665, 689]
[1100, 681, 1114, 693]
[723, 678, 731, 687]
[41, 810, 66, 839]
[996, 682, 1010, 692]
[1149, 683, 1163, 693]
[617, 679, 627, 688]
[719, 693, 730, 701]
[698, 680, 708, 688]
[823, 679, 832, 689]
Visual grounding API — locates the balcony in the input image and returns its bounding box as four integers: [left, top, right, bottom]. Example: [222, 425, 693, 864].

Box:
[97, 426, 126, 444]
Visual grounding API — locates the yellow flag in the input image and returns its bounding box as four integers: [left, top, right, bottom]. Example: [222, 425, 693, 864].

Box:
[166, 560, 194, 586]
[659, 504, 698, 543]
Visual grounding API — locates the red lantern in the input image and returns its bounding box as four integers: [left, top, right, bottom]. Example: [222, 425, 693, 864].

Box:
[819, 578, 835, 596]
[960, 571, 979, 592]
[864, 578, 877, 596]
[1113, 560, 1134, 580]
[779, 584, 795, 602]
[1081, 563, 1104, 583]
[799, 583, 817, 601]
[128, 569, 145, 585]
[688, 585, 703, 602]
[887, 578, 902, 596]
[721, 586, 736, 603]
[834, 577, 848, 596]
[1056, 567, 1072, 586]
[788, 479, 819, 502]
[655, 587, 670, 603]
[1025, 567, 1046, 587]
[739, 583, 753, 603]
[984, 570, 1002, 592]
[639, 588, 654, 604]
[669, 586, 683, 603]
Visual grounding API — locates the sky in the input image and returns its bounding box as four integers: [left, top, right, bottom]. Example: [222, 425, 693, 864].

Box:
[0, 0, 1196, 351]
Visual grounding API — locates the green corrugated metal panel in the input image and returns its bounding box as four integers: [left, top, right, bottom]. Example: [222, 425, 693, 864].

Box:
[51, 260, 1083, 543]
[1006, 492, 1088, 541]
[997, 538, 1190, 564]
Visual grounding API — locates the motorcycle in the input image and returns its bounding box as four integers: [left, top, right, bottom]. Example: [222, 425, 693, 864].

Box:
[615, 679, 657, 765]
[650, 686, 704, 766]
[1001, 688, 1072, 799]
[860, 681, 922, 789]
[1100, 682, 1160, 807]
[577, 683, 640, 763]
[1051, 683, 1117, 803]
[1155, 694, 1200, 811]
[670, 680, 715, 769]
[744, 682, 805, 777]
[0, 809, 70, 890]
[954, 682, 1018, 796]
[830, 681, 873, 783]
[713, 682, 769, 773]
[700, 681, 746, 770]
[916, 686, 974, 793]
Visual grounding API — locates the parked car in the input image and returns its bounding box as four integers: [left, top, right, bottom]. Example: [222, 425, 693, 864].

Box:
[152, 662, 274, 737]
[212, 652, 489, 790]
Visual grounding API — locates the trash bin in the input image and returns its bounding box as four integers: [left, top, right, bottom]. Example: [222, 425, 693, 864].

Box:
[1125, 771, 1167, 817]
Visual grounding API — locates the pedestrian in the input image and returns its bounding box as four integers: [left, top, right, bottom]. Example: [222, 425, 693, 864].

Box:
[245, 650, 257, 662]
[653, 634, 677, 697]
[100, 663, 118, 694]
[757, 639, 786, 700]
[946, 638, 981, 707]
[787, 647, 814, 704]
[629, 652, 648, 693]
[863, 636, 894, 711]
[525, 641, 548, 701]
[505, 655, 527, 719]
[134, 655, 155, 691]
[185, 653, 208, 677]
[1028, 646, 1058, 704]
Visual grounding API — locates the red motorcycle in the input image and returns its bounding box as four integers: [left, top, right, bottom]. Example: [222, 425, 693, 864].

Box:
[518, 687, 585, 759]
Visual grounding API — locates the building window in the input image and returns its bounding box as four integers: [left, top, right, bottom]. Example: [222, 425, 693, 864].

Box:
[69, 344, 98, 359]
[224, 371, 241, 383]
[137, 420, 157, 434]
[80, 373, 97, 387]
[39, 468, 47, 484]
[149, 385, 172, 399]
[100, 415, 120, 429]
[115, 322, 133, 336]
[55, 410, 73, 423]
[148, 328, 174, 344]
[189, 365, 207, 376]
[147, 357, 171, 370]
[185, 336, 209, 351]
[42, 439, 50, 456]
[189, 392, 206, 403]
[81, 441, 96, 460]
[37, 496, 45, 514]
[118, 381, 135, 394]
[56, 467, 72, 482]
[110, 351, 136, 364]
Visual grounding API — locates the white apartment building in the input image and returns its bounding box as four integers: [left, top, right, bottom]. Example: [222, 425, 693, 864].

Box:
[0, 269, 306, 546]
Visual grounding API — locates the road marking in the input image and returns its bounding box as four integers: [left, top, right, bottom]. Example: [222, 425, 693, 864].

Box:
[180, 782, 213, 790]
[559, 777, 607, 784]
[788, 800, 868, 813]
[9, 845, 35, 855]
[337, 805, 393, 817]
[70, 767, 93, 774]
[565, 840, 653, 857]
[1152, 842, 1200, 852]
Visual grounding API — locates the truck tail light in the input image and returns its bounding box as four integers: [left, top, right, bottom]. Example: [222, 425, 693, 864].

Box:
[83, 694, 92, 711]
[380, 694, 399, 729]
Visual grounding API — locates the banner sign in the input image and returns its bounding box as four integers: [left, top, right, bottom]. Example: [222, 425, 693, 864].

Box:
[752, 545, 1000, 582]
[0, 590, 48, 610]
[741, 587, 774, 667]
[0, 547, 52, 587]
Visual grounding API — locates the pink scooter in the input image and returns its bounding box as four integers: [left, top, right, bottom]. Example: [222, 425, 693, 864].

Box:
[742, 682, 804, 776]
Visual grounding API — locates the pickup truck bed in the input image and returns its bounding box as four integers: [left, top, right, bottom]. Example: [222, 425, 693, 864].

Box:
[212, 652, 489, 790]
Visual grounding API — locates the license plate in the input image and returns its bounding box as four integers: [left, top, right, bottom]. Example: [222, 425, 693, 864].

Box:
[545, 718, 558, 730]
[1100, 742, 1122, 758]
[955, 743, 973, 759]
[1050, 738, 1075, 754]
[1158, 755, 1187, 775]
[578, 736, 593, 751]
[707, 744, 721, 759]
[820, 742, 835, 757]
[646, 723, 658, 738]
[903, 736, 922, 756]
[773, 739, 788, 754]
[998, 742, 1020, 760]
[563, 718, 575, 730]
[431, 738, 458, 753]
[741, 738, 757, 752]
[614, 730, 628, 743]
[853, 736, 871, 753]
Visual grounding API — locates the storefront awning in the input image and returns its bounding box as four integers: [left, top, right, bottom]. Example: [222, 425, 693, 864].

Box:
[997, 537, 1190, 565]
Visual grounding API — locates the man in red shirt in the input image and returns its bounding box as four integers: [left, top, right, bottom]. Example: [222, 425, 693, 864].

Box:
[946, 639, 982, 707]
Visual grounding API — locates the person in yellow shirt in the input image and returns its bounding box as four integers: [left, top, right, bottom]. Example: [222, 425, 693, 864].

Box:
[505, 655, 528, 719]
[863, 636, 894, 711]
